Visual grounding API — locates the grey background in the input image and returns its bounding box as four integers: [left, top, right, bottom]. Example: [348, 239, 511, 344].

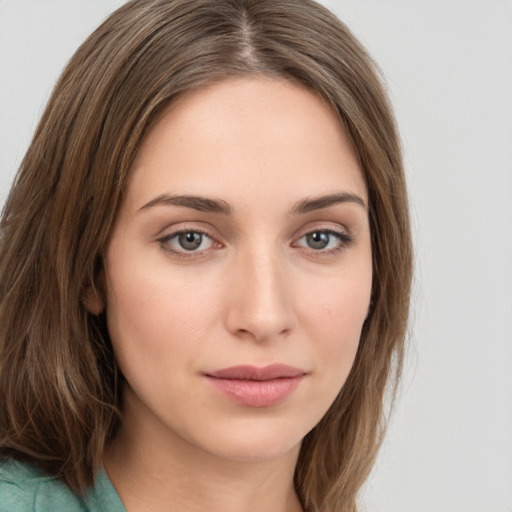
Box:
[1, 1, 511, 510]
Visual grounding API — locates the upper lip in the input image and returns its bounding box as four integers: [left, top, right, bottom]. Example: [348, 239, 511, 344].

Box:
[206, 364, 306, 381]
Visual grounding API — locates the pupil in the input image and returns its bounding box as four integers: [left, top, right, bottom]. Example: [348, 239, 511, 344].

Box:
[179, 232, 202, 250]
[307, 232, 329, 249]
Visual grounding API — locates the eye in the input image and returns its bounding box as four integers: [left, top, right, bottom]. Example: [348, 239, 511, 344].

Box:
[158, 230, 216, 255]
[294, 229, 352, 252]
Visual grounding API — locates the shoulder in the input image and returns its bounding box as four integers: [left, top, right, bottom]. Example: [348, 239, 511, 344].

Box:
[0, 459, 40, 510]
[0, 459, 87, 512]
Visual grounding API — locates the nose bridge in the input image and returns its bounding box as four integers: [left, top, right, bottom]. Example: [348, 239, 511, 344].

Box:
[225, 239, 294, 341]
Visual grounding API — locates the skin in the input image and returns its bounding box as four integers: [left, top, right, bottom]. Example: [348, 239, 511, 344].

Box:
[95, 78, 373, 512]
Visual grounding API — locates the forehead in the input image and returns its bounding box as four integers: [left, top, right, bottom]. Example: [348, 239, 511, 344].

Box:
[126, 77, 367, 211]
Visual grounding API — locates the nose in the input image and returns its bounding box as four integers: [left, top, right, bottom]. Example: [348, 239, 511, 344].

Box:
[224, 246, 296, 343]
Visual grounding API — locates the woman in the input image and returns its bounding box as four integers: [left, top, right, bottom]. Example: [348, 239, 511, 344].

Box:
[0, 0, 412, 511]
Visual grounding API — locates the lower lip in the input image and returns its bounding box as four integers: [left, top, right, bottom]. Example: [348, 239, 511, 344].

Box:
[205, 376, 304, 407]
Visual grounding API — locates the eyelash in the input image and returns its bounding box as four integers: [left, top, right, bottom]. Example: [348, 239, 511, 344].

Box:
[156, 227, 353, 260]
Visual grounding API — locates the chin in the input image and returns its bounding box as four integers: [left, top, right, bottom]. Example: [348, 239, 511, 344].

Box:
[184, 414, 314, 464]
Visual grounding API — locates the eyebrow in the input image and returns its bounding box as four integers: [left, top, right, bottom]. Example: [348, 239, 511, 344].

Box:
[138, 191, 367, 216]
[138, 194, 232, 215]
[290, 192, 368, 215]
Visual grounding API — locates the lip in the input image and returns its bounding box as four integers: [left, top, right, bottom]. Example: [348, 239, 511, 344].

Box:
[204, 364, 306, 408]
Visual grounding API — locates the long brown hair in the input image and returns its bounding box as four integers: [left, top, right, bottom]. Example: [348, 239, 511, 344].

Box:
[0, 1, 413, 510]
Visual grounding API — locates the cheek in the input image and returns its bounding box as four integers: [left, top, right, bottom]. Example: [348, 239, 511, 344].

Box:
[104, 253, 224, 376]
[298, 265, 372, 378]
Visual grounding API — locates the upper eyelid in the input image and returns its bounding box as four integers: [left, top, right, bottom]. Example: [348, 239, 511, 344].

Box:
[298, 228, 350, 239]
[294, 229, 352, 246]
[157, 229, 218, 247]
[292, 221, 351, 240]
[162, 227, 213, 237]
[158, 227, 351, 251]
[154, 219, 353, 244]
[155, 222, 218, 239]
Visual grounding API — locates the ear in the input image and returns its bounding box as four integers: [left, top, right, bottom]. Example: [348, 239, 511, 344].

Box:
[83, 262, 107, 315]
[84, 284, 105, 315]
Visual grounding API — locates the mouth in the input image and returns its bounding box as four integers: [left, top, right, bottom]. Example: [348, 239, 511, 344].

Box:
[204, 364, 306, 408]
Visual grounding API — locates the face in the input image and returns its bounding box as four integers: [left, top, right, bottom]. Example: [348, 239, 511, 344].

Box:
[100, 78, 372, 464]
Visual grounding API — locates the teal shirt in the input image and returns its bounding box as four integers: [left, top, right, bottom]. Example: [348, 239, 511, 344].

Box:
[0, 460, 126, 512]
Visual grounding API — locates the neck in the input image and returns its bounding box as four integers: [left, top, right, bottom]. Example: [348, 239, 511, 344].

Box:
[104, 391, 304, 512]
